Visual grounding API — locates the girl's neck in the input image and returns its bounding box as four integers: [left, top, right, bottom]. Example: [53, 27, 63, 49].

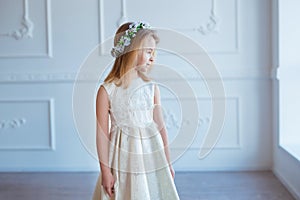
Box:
[128, 67, 139, 80]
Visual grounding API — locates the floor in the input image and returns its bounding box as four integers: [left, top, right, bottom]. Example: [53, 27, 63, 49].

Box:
[0, 171, 295, 200]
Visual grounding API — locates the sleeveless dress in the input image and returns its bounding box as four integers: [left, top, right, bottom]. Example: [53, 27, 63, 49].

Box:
[92, 77, 180, 200]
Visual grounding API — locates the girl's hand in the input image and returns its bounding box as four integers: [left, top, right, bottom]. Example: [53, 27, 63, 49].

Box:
[101, 171, 115, 197]
[169, 165, 175, 179]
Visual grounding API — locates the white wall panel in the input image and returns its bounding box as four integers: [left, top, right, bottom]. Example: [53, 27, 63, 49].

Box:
[0, 98, 55, 150]
[100, 0, 238, 53]
[0, 0, 274, 172]
[0, 83, 98, 171]
[165, 79, 272, 171]
[161, 97, 240, 150]
[0, 0, 52, 57]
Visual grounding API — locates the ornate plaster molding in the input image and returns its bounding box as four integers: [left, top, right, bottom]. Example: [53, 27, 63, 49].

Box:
[0, 118, 26, 129]
[194, 0, 220, 35]
[0, 0, 34, 40]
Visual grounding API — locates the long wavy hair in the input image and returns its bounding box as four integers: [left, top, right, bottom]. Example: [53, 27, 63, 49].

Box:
[104, 22, 159, 88]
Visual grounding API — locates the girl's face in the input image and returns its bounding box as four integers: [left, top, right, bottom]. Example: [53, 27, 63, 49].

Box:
[136, 36, 156, 73]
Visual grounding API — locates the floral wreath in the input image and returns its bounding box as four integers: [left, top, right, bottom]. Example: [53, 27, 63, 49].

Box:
[111, 21, 151, 58]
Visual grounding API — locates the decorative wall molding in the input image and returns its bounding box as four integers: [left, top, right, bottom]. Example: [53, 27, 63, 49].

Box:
[234, 0, 239, 53]
[195, 0, 220, 35]
[162, 97, 241, 150]
[117, 0, 128, 26]
[98, 0, 105, 55]
[98, 0, 239, 54]
[0, 73, 77, 83]
[45, 0, 53, 57]
[117, 0, 221, 36]
[197, 97, 240, 150]
[194, 97, 241, 150]
[0, 69, 273, 83]
[119, 0, 220, 35]
[179, 0, 220, 35]
[0, 118, 27, 129]
[163, 108, 180, 129]
[183, 0, 239, 52]
[163, 108, 210, 130]
[0, 98, 55, 150]
[0, 0, 34, 40]
[0, 0, 52, 58]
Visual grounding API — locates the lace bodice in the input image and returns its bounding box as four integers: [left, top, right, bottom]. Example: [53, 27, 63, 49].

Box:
[102, 77, 155, 128]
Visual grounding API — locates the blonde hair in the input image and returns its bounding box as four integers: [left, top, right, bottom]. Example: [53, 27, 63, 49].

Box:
[104, 22, 159, 88]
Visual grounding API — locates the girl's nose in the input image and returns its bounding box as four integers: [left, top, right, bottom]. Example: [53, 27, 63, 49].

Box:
[149, 56, 154, 62]
[150, 52, 155, 62]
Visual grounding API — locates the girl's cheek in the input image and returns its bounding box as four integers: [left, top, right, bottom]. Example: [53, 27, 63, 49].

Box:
[142, 53, 149, 63]
[145, 53, 151, 60]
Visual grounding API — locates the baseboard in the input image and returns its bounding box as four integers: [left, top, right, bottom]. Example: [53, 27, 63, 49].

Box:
[0, 167, 100, 172]
[0, 165, 271, 173]
[272, 167, 300, 200]
[174, 166, 272, 172]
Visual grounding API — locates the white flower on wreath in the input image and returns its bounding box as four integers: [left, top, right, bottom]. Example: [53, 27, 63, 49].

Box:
[111, 21, 151, 58]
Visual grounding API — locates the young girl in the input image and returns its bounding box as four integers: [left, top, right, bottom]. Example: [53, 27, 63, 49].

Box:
[93, 21, 180, 200]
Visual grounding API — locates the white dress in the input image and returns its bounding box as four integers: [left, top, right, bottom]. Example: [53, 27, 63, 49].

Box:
[92, 77, 180, 200]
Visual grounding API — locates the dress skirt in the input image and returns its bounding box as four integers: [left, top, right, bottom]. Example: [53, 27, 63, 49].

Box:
[92, 122, 180, 200]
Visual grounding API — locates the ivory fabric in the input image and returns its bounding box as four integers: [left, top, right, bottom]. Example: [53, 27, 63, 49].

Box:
[92, 77, 180, 200]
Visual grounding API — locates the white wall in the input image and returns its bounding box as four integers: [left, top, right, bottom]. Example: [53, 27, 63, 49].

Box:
[0, 0, 273, 172]
[273, 0, 300, 199]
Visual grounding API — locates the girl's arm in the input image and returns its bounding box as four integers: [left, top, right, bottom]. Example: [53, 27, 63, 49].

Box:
[153, 84, 175, 179]
[96, 85, 115, 197]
